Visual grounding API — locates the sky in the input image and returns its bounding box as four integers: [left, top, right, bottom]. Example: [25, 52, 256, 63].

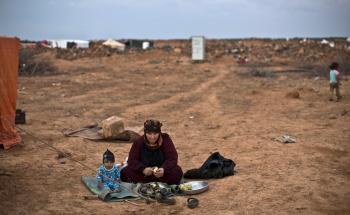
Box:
[0, 0, 349, 40]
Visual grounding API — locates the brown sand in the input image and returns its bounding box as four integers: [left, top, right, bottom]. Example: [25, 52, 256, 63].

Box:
[1, 40, 349, 215]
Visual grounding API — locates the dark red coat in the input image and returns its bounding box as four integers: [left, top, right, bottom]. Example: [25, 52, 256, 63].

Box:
[127, 133, 179, 173]
[121, 133, 183, 184]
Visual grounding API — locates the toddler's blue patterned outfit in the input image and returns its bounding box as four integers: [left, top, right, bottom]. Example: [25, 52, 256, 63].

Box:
[96, 164, 121, 190]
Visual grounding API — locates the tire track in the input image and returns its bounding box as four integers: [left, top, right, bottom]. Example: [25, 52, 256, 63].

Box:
[123, 66, 231, 117]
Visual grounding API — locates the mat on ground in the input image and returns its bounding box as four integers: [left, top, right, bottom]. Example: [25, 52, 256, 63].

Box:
[81, 176, 140, 202]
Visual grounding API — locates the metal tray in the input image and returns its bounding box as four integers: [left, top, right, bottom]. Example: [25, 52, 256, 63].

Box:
[181, 181, 209, 195]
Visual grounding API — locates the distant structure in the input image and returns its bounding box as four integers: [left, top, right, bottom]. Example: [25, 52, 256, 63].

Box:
[48, 39, 89, 49]
[191, 36, 205, 61]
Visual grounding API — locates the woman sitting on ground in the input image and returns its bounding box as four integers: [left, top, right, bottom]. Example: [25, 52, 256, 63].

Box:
[121, 119, 183, 184]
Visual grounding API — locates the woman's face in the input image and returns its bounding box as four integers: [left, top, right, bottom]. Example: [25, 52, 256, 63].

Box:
[146, 132, 160, 144]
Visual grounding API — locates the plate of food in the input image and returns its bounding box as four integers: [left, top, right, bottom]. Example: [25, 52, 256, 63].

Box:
[178, 181, 209, 195]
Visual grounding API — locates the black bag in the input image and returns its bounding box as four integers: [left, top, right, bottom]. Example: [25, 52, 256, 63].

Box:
[184, 152, 235, 179]
[15, 109, 26, 124]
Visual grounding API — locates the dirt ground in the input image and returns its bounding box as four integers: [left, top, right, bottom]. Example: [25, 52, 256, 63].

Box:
[1, 39, 350, 215]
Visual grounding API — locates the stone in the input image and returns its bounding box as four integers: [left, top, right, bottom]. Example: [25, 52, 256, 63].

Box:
[173, 48, 182, 53]
[286, 90, 300, 99]
[99, 116, 125, 139]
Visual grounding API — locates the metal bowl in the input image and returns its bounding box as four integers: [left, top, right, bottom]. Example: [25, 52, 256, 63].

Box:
[181, 181, 209, 195]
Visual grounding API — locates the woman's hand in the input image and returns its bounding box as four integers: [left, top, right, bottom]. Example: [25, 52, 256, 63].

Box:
[143, 167, 154, 176]
[153, 168, 164, 178]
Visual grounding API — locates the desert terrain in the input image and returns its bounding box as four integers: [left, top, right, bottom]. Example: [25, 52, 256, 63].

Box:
[1, 38, 350, 215]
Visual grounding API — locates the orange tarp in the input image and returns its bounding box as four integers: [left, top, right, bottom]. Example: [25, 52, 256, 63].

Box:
[0, 37, 21, 149]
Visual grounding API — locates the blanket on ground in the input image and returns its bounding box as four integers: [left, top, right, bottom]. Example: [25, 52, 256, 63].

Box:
[65, 124, 141, 142]
[81, 176, 140, 201]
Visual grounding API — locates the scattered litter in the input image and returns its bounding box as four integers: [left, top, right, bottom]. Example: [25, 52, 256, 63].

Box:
[187, 197, 199, 209]
[52, 82, 61, 87]
[273, 135, 296, 144]
[231, 48, 239, 53]
[237, 56, 249, 64]
[0, 171, 12, 176]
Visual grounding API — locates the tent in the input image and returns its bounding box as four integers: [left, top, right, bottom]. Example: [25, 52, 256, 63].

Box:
[125, 40, 154, 49]
[102, 39, 125, 51]
[48, 39, 89, 49]
[0, 37, 22, 149]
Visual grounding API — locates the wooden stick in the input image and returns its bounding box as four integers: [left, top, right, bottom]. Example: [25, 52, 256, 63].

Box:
[124, 200, 143, 206]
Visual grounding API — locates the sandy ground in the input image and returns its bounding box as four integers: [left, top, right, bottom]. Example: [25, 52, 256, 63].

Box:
[1, 43, 350, 215]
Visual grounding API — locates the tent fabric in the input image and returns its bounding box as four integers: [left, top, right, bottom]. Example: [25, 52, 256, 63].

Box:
[0, 37, 21, 149]
[48, 40, 89, 49]
[102, 39, 125, 51]
[63, 123, 141, 142]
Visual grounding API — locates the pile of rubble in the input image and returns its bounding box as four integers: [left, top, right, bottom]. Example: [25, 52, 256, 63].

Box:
[205, 38, 350, 66]
[55, 41, 125, 60]
[20, 38, 350, 73]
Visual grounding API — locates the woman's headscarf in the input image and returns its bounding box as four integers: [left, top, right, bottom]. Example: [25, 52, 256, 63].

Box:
[144, 119, 163, 150]
[144, 119, 162, 134]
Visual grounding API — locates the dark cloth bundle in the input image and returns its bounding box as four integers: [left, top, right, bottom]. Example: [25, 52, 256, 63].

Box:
[184, 152, 236, 179]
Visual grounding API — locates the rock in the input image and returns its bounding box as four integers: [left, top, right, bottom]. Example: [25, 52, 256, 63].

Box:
[58, 158, 66, 164]
[274, 44, 281, 51]
[56, 151, 72, 159]
[286, 91, 300, 99]
[341, 110, 348, 116]
[99, 116, 125, 139]
[173, 48, 182, 53]
[169, 209, 178, 214]
[298, 48, 305, 55]
[250, 90, 259, 95]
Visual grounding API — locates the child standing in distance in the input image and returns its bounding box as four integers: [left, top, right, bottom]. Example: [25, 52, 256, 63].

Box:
[96, 149, 121, 192]
[329, 62, 341, 102]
